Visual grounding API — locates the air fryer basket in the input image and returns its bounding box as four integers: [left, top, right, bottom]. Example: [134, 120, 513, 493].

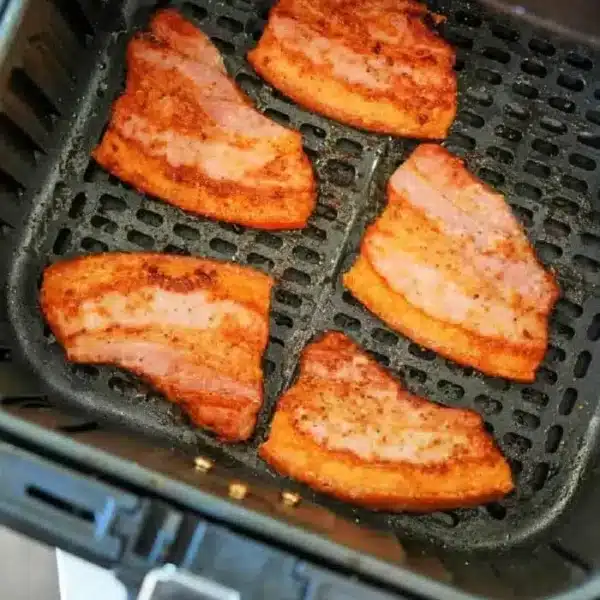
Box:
[2, 0, 600, 593]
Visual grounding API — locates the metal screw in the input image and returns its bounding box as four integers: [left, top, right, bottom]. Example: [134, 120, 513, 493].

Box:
[194, 456, 213, 473]
[281, 491, 301, 507]
[228, 482, 248, 500]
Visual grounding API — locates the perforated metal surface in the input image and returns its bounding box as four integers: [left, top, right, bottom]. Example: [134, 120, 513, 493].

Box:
[3, 0, 600, 553]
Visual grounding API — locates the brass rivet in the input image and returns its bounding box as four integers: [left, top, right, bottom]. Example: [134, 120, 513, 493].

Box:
[194, 456, 213, 473]
[281, 491, 301, 507]
[228, 482, 248, 500]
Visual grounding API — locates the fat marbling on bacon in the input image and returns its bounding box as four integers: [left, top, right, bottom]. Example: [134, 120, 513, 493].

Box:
[344, 144, 560, 382]
[261, 332, 513, 511]
[41, 253, 273, 442]
[93, 9, 316, 229]
[248, 0, 456, 138]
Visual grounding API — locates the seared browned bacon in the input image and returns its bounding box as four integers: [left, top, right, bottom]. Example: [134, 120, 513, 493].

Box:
[248, 0, 456, 138]
[93, 9, 316, 229]
[261, 332, 513, 511]
[41, 253, 273, 442]
[344, 144, 559, 381]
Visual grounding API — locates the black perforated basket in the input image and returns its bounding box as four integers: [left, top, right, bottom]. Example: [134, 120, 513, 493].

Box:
[1, 0, 600, 598]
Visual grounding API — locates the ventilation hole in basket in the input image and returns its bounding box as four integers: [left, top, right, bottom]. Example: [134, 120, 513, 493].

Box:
[522, 387, 549, 407]
[585, 110, 600, 126]
[549, 97, 576, 114]
[521, 60, 547, 78]
[405, 366, 427, 384]
[531, 463, 550, 491]
[210, 37, 235, 55]
[173, 224, 200, 242]
[68, 193, 86, 218]
[455, 10, 482, 27]
[53, 228, 72, 255]
[109, 376, 141, 397]
[546, 345, 566, 364]
[566, 52, 592, 71]
[272, 311, 293, 328]
[91, 215, 117, 234]
[546, 425, 563, 453]
[262, 358, 276, 377]
[446, 132, 475, 152]
[505, 102, 529, 121]
[49, 0, 95, 45]
[476, 68, 502, 84]
[513, 82, 538, 99]
[529, 38, 555, 56]
[486, 503, 506, 520]
[83, 161, 106, 183]
[408, 343, 436, 361]
[535, 241, 562, 262]
[274, 289, 302, 309]
[371, 328, 398, 347]
[0, 167, 23, 198]
[539, 367, 558, 385]
[556, 299, 582, 320]
[458, 110, 484, 128]
[540, 117, 567, 135]
[495, 124, 522, 142]
[525, 160, 550, 179]
[487, 146, 513, 164]
[578, 133, 600, 150]
[484, 376, 510, 391]
[587, 210, 600, 226]
[126, 230, 153, 249]
[478, 168, 504, 187]
[293, 246, 320, 265]
[182, 3, 207, 21]
[532, 139, 559, 158]
[217, 16, 243, 34]
[562, 175, 588, 194]
[511, 205, 533, 227]
[453, 57, 465, 72]
[302, 225, 326, 242]
[437, 380, 464, 402]
[59, 421, 100, 435]
[570, 153, 596, 171]
[0, 347, 12, 362]
[255, 232, 283, 250]
[490, 22, 518, 41]
[210, 237, 236, 257]
[0, 113, 43, 164]
[544, 218, 570, 238]
[557, 73, 584, 93]
[71, 364, 99, 379]
[325, 160, 355, 187]
[335, 138, 363, 157]
[367, 350, 390, 367]
[341, 291, 362, 309]
[588, 314, 600, 341]
[235, 73, 262, 95]
[574, 351, 592, 378]
[551, 196, 579, 215]
[560, 388, 577, 415]
[581, 233, 600, 256]
[81, 237, 108, 252]
[574, 254, 600, 275]
[283, 268, 310, 286]
[482, 46, 510, 64]
[513, 410, 540, 430]
[445, 30, 473, 49]
[503, 432, 532, 454]
[9, 69, 59, 128]
[264, 108, 290, 126]
[219, 222, 244, 235]
[466, 88, 493, 107]
[0, 218, 13, 239]
[474, 394, 502, 415]
[136, 209, 163, 228]
[300, 123, 326, 141]
[428, 511, 460, 527]
[164, 244, 189, 256]
[247, 252, 274, 270]
[553, 320, 575, 341]
[334, 313, 360, 331]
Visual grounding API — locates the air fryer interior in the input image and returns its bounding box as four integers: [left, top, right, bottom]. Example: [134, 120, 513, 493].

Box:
[1, 0, 600, 597]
